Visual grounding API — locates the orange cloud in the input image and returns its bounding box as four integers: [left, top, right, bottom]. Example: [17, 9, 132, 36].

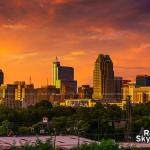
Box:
[52, 0, 67, 4]
[0, 0, 149, 87]
[2, 24, 27, 30]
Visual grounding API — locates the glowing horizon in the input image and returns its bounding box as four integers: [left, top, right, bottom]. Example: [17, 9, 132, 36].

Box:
[0, 0, 149, 87]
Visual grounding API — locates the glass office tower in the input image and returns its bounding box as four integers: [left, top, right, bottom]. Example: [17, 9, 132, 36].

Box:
[93, 54, 114, 99]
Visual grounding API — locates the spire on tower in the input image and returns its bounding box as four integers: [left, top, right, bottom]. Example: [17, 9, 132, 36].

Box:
[55, 56, 59, 63]
[29, 76, 32, 84]
[47, 78, 49, 86]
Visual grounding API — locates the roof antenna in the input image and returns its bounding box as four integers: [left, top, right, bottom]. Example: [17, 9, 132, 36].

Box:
[47, 78, 49, 86]
[55, 56, 59, 62]
[29, 76, 32, 84]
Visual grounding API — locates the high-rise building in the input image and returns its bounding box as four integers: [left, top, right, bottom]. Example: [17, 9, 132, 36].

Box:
[0, 84, 22, 108]
[22, 84, 35, 108]
[52, 57, 60, 87]
[0, 81, 35, 108]
[93, 54, 114, 99]
[52, 57, 77, 98]
[133, 87, 150, 103]
[0, 70, 4, 85]
[122, 81, 150, 103]
[14, 81, 26, 101]
[114, 77, 123, 100]
[122, 81, 135, 102]
[136, 75, 150, 87]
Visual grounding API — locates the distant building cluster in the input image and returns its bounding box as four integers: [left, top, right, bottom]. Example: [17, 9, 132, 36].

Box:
[0, 54, 150, 108]
[123, 75, 150, 103]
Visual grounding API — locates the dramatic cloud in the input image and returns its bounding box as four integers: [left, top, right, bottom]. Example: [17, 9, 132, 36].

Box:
[0, 0, 149, 86]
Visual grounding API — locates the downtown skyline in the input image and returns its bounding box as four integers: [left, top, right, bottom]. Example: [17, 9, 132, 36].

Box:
[0, 54, 149, 88]
[0, 0, 150, 87]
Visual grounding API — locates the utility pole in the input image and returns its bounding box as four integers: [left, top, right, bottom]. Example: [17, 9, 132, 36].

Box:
[29, 76, 32, 84]
[126, 95, 132, 142]
[98, 119, 100, 141]
[53, 128, 57, 150]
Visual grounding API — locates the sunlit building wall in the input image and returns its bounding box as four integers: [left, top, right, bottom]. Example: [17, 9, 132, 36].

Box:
[122, 82, 135, 102]
[93, 54, 114, 99]
[0, 84, 22, 108]
[52, 57, 60, 87]
[78, 85, 93, 99]
[133, 87, 150, 103]
[60, 99, 126, 109]
[52, 57, 77, 98]
[122, 81, 150, 103]
[0, 82, 35, 108]
[14, 81, 26, 101]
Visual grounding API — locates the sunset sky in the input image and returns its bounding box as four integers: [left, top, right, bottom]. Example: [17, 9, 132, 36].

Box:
[0, 0, 150, 87]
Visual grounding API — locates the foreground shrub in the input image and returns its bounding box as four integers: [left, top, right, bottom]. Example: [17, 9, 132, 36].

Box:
[73, 139, 119, 150]
[10, 139, 53, 150]
[18, 127, 33, 135]
[9, 139, 150, 150]
[73, 139, 150, 150]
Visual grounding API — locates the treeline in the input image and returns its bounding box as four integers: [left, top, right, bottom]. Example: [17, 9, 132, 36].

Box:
[0, 100, 150, 141]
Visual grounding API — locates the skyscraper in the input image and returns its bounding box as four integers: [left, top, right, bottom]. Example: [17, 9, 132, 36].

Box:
[93, 54, 114, 99]
[0, 81, 34, 108]
[52, 57, 60, 87]
[0, 70, 4, 85]
[52, 57, 77, 98]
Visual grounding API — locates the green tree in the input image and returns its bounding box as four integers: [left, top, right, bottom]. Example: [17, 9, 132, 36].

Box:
[35, 100, 52, 109]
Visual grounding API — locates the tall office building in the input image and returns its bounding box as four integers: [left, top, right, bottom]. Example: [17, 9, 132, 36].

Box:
[0, 84, 22, 108]
[93, 54, 114, 99]
[122, 81, 150, 103]
[52, 57, 77, 98]
[53, 57, 60, 87]
[0, 70, 4, 85]
[0, 81, 34, 108]
[136, 75, 150, 87]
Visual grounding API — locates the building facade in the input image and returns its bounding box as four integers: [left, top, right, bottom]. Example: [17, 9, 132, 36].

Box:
[22, 84, 35, 107]
[78, 85, 93, 99]
[122, 81, 150, 103]
[122, 82, 135, 102]
[93, 54, 114, 99]
[52, 57, 77, 99]
[35, 85, 60, 105]
[133, 87, 150, 103]
[0, 83, 22, 108]
[60, 98, 126, 109]
[0, 81, 35, 108]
